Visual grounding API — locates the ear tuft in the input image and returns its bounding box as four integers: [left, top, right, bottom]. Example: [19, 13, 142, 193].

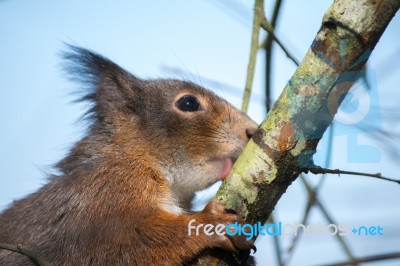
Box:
[62, 44, 139, 121]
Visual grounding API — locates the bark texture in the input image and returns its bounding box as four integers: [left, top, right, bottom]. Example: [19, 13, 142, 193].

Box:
[196, 0, 400, 264]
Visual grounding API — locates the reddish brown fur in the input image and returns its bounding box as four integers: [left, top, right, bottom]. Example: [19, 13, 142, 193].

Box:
[0, 46, 258, 265]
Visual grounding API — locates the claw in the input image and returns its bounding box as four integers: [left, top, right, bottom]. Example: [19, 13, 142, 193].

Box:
[251, 245, 257, 254]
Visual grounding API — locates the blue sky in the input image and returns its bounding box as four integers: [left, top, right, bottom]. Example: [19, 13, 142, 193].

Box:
[1, 1, 400, 265]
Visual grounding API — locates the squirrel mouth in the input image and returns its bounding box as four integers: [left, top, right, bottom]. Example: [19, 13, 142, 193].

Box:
[219, 158, 234, 180]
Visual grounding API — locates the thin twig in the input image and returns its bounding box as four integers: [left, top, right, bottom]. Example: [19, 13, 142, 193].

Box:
[269, 214, 284, 266]
[260, 16, 299, 66]
[321, 251, 400, 266]
[308, 167, 400, 185]
[264, 0, 283, 112]
[301, 176, 358, 265]
[241, 0, 264, 112]
[283, 181, 314, 266]
[0, 242, 51, 266]
[284, 174, 359, 265]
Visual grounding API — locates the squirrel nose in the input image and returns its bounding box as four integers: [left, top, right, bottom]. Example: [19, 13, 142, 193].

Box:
[246, 126, 257, 139]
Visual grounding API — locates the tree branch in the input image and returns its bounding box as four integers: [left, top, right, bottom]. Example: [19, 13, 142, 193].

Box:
[196, 0, 400, 264]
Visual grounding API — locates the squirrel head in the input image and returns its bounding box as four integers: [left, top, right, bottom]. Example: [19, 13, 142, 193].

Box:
[62, 46, 258, 211]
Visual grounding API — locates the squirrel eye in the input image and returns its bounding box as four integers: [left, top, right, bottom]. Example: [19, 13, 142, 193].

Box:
[175, 95, 201, 112]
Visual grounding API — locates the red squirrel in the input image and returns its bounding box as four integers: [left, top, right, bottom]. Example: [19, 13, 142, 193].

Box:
[0, 46, 258, 265]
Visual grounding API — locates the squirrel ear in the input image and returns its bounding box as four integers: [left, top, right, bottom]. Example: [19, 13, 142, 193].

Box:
[63, 45, 140, 119]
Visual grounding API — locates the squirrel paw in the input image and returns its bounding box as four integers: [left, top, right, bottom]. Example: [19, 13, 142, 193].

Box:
[200, 201, 256, 253]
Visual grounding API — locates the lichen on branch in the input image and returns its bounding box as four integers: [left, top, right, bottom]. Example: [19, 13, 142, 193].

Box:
[196, 0, 400, 265]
